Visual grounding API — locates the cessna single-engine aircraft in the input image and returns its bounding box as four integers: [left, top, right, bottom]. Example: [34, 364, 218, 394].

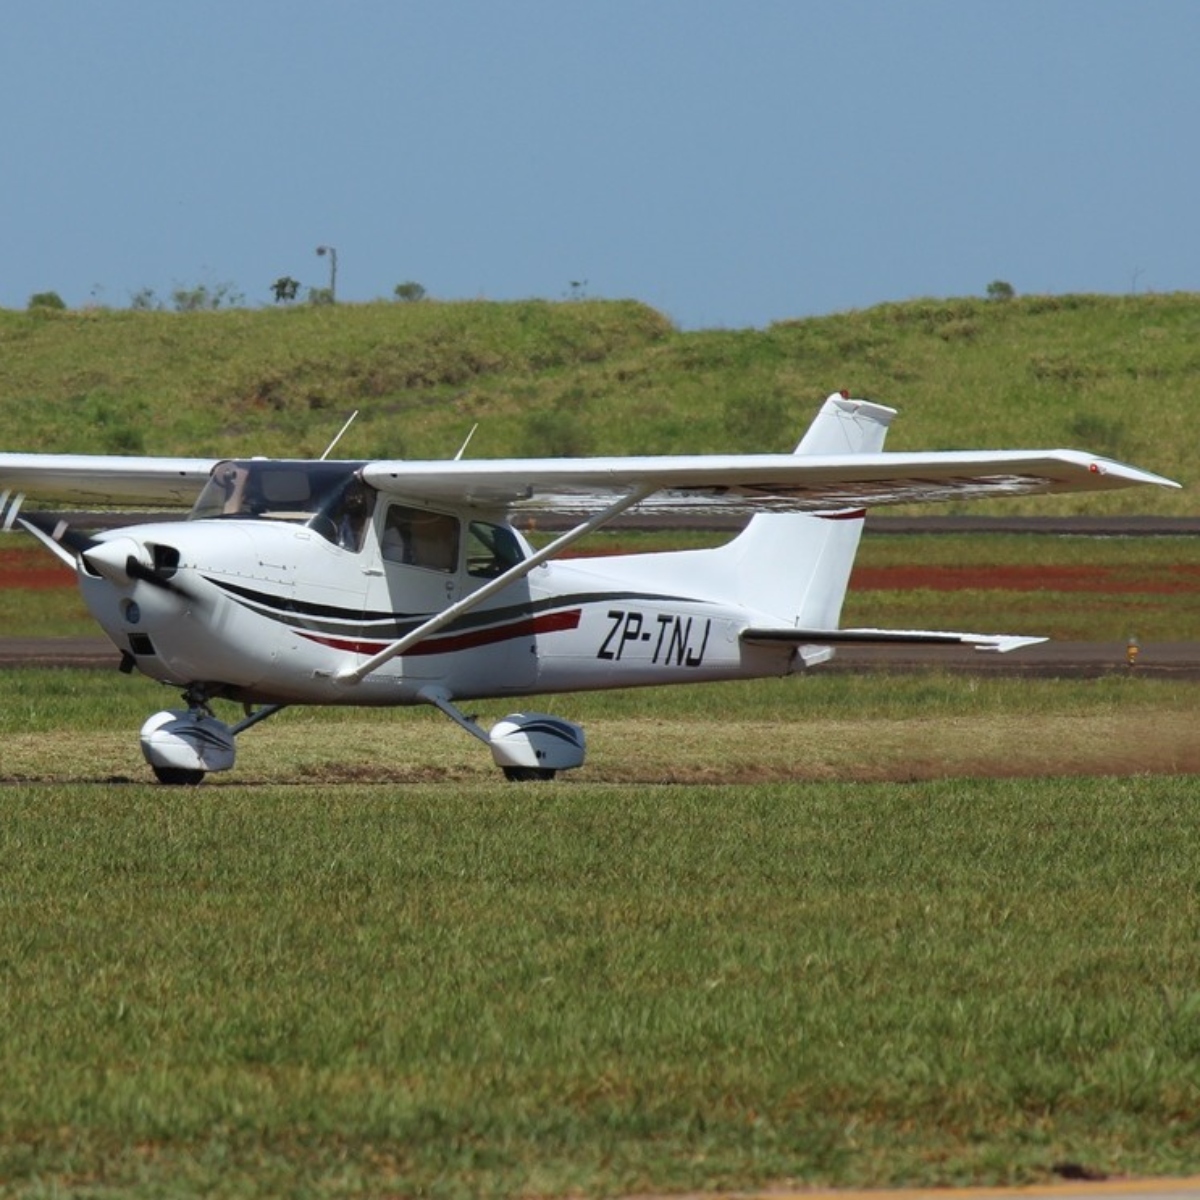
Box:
[0, 393, 1178, 783]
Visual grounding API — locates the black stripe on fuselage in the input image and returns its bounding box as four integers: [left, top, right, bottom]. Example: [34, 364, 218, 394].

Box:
[204, 576, 704, 640]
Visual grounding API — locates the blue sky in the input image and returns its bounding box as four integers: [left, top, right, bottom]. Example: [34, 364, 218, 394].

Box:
[3, 1, 1198, 329]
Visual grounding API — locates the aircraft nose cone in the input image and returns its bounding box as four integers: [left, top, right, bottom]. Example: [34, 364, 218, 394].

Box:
[82, 536, 146, 584]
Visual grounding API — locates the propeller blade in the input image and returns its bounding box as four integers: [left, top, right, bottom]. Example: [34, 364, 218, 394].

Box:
[1, 490, 23, 531]
[16, 509, 97, 550]
[14, 512, 100, 569]
[29, 515, 101, 556]
[122, 553, 193, 599]
[75, 537, 192, 598]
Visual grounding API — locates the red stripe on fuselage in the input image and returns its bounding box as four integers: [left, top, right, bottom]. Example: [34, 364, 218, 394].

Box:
[298, 607, 582, 657]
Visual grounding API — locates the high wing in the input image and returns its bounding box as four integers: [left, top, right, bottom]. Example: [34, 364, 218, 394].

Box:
[0, 454, 218, 507]
[362, 449, 1178, 514]
[1, 440, 1178, 517]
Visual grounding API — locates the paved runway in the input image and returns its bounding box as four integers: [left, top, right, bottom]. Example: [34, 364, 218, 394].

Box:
[3, 636, 1199, 679]
[830, 639, 1200, 680]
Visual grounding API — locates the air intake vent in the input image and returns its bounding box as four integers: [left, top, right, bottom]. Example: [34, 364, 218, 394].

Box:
[151, 544, 180, 578]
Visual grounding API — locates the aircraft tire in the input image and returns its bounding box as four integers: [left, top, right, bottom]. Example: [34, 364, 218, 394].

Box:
[501, 766, 556, 782]
[152, 766, 206, 786]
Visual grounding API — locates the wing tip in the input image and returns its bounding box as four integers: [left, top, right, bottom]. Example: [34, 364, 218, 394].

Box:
[1071, 453, 1180, 490]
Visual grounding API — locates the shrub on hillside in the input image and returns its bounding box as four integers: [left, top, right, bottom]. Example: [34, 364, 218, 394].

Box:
[394, 281, 427, 303]
[28, 291, 66, 311]
[172, 282, 244, 311]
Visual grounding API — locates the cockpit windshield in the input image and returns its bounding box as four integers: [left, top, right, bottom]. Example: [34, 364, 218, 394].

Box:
[189, 460, 368, 526]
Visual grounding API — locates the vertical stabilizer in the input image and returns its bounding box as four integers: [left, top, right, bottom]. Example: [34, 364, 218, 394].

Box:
[722, 393, 896, 627]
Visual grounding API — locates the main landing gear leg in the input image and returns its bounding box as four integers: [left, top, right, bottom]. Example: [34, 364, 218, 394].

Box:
[419, 688, 586, 782]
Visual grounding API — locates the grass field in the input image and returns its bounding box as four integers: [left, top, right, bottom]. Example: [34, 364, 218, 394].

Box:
[1, 667, 1198, 1197]
[3, 289, 1196, 1195]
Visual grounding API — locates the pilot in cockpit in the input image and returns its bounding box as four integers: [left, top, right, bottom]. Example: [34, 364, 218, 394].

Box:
[333, 484, 373, 552]
[214, 463, 249, 515]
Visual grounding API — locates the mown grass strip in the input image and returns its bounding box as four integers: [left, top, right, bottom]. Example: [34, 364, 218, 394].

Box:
[1, 669, 1196, 784]
[0, 775, 1197, 1196]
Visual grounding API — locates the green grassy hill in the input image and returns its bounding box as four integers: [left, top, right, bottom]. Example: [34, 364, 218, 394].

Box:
[1, 293, 1194, 514]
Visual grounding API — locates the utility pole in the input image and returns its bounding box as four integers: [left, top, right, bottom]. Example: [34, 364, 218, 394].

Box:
[316, 245, 338, 302]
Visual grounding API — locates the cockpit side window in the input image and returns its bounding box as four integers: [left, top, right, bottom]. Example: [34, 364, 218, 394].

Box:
[312, 480, 376, 551]
[381, 504, 460, 572]
[190, 462, 250, 519]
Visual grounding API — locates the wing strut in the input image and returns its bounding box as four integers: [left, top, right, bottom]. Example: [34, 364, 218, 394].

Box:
[334, 484, 655, 685]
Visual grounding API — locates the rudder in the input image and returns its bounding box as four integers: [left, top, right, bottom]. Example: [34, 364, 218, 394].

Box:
[722, 393, 895, 628]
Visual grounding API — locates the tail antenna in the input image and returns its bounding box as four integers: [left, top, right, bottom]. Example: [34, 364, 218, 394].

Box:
[320, 410, 359, 461]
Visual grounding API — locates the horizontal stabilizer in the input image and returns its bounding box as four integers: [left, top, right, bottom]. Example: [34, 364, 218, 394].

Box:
[741, 627, 1047, 654]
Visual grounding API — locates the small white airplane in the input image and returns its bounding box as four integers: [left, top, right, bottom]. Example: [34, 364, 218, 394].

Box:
[0, 393, 1178, 784]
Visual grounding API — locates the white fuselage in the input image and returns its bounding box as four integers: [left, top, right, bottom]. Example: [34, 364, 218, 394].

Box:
[77, 516, 796, 707]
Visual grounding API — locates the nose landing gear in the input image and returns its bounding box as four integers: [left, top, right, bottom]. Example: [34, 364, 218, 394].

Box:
[140, 707, 235, 785]
[139, 687, 287, 785]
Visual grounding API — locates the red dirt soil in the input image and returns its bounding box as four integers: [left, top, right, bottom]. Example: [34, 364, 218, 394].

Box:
[0, 547, 78, 589]
[4, 546, 1199, 594]
[850, 564, 1200, 594]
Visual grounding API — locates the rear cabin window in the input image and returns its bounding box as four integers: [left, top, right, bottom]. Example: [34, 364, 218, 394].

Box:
[381, 505, 460, 572]
[466, 521, 525, 578]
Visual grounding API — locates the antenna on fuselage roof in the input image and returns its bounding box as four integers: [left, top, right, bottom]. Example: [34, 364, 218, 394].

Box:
[320, 410, 359, 461]
[453, 423, 479, 461]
